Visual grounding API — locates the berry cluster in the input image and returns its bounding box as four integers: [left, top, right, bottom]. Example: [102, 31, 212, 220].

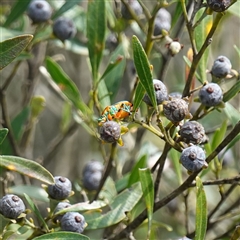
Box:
[27, 0, 76, 41]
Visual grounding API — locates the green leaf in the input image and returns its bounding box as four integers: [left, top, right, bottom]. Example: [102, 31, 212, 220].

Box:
[100, 44, 126, 101]
[133, 81, 146, 112]
[183, 56, 201, 80]
[1, 107, 30, 155]
[139, 168, 154, 239]
[87, 0, 106, 82]
[0, 156, 54, 184]
[234, 45, 240, 58]
[171, 2, 182, 29]
[0, 128, 8, 145]
[3, 0, 31, 27]
[169, 148, 182, 184]
[60, 101, 72, 134]
[224, 103, 240, 125]
[97, 77, 111, 109]
[132, 35, 156, 109]
[86, 182, 142, 229]
[195, 177, 207, 240]
[211, 120, 227, 150]
[24, 193, 49, 232]
[33, 232, 90, 240]
[128, 154, 147, 187]
[45, 57, 90, 115]
[52, 0, 83, 20]
[9, 185, 49, 202]
[55, 201, 107, 215]
[194, 10, 212, 83]
[115, 172, 130, 192]
[222, 134, 240, 157]
[223, 80, 240, 102]
[0, 34, 33, 70]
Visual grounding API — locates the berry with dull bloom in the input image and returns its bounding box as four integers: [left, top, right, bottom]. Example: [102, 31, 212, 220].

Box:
[0, 194, 25, 219]
[99, 121, 121, 144]
[179, 121, 205, 144]
[199, 83, 223, 107]
[163, 98, 191, 123]
[210, 56, 232, 79]
[143, 79, 168, 106]
[53, 17, 76, 41]
[53, 202, 71, 222]
[61, 212, 86, 233]
[48, 176, 72, 200]
[27, 0, 52, 23]
[121, 0, 143, 20]
[180, 145, 208, 173]
[207, 0, 231, 12]
[82, 161, 104, 191]
[154, 8, 171, 36]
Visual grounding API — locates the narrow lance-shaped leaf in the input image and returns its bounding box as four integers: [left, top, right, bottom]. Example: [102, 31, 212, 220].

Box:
[195, 177, 207, 240]
[52, 0, 83, 19]
[132, 35, 156, 109]
[3, 0, 31, 27]
[0, 128, 8, 144]
[24, 194, 49, 232]
[45, 57, 91, 115]
[87, 0, 106, 83]
[223, 80, 240, 103]
[86, 183, 142, 229]
[0, 34, 33, 70]
[0, 156, 54, 184]
[194, 10, 212, 83]
[139, 168, 154, 239]
[32, 232, 90, 240]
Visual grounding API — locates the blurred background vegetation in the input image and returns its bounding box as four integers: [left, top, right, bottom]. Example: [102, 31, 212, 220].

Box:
[0, 0, 240, 239]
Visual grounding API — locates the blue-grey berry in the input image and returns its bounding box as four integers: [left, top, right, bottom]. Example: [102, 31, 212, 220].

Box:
[61, 212, 86, 233]
[143, 79, 168, 106]
[180, 145, 208, 173]
[211, 56, 232, 78]
[105, 33, 118, 51]
[82, 161, 104, 191]
[53, 17, 76, 41]
[48, 176, 72, 200]
[53, 202, 71, 222]
[207, 0, 231, 12]
[179, 121, 205, 144]
[154, 8, 171, 36]
[27, 0, 52, 23]
[0, 194, 25, 219]
[199, 83, 223, 107]
[163, 98, 191, 123]
[99, 121, 121, 143]
[121, 0, 143, 20]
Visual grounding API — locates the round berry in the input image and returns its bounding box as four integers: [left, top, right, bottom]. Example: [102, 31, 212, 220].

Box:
[0, 194, 25, 219]
[27, 0, 52, 23]
[61, 212, 86, 233]
[199, 83, 223, 107]
[163, 98, 190, 123]
[121, 0, 143, 20]
[154, 8, 171, 36]
[48, 176, 72, 200]
[82, 161, 104, 191]
[179, 121, 205, 144]
[207, 0, 231, 12]
[53, 17, 76, 41]
[53, 202, 71, 222]
[105, 33, 118, 51]
[210, 56, 232, 78]
[99, 121, 121, 143]
[143, 79, 168, 106]
[180, 145, 208, 173]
